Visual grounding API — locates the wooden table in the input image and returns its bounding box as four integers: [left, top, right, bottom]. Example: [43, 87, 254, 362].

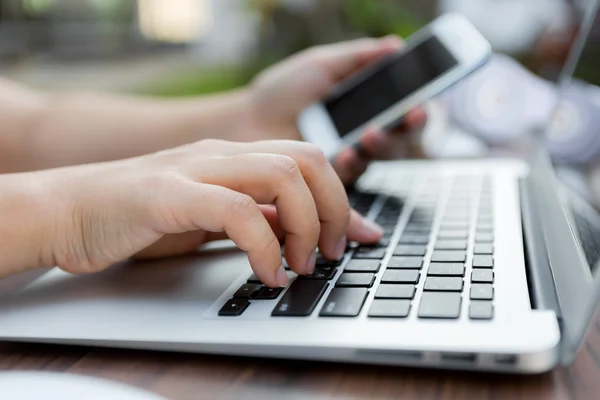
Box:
[1, 273, 599, 400]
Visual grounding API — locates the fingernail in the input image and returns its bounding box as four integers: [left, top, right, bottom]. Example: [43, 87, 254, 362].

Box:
[362, 218, 384, 236]
[335, 236, 346, 260]
[276, 265, 289, 287]
[305, 250, 317, 275]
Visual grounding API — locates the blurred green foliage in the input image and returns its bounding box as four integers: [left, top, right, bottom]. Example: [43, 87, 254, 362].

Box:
[142, 0, 427, 97]
[140, 66, 258, 97]
[344, 0, 425, 38]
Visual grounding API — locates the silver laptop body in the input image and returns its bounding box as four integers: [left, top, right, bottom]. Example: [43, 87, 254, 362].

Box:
[1, 1, 600, 375]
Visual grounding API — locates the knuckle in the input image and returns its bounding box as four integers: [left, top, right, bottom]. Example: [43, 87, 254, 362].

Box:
[300, 142, 329, 165]
[228, 193, 258, 218]
[271, 155, 302, 180]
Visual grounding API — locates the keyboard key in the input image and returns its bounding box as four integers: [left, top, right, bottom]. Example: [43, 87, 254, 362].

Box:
[438, 230, 469, 239]
[440, 222, 470, 231]
[470, 284, 494, 300]
[368, 300, 411, 318]
[219, 299, 250, 316]
[473, 255, 494, 268]
[336, 273, 375, 288]
[315, 254, 342, 266]
[427, 263, 465, 276]
[431, 251, 466, 263]
[398, 235, 429, 244]
[375, 284, 416, 299]
[393, 245, 427, 256]
[344, 259, 380, 273]
[404, 224, 431, 234]
[247, 273, 262, 284]
[474, 243, 493, 254]
[476, 224, 494, 232]
[381, 270, 420, 284]
[476, 233, 494, 243]
[353, 247, 387, 259]
[319, 288, 369, 317]
[254, 287, 284, 300]
[471, 269, 494, 283]
[435, 240, 467, 250]
[233, 284, 262, 299]
[298, 266, 338, 280]
[418, 292, 462, 319]
[424, 277, 464, 292]
[387, 256, 423, 269]
[469, 301, 494, 320]
[272, 279, 329, 316]
[373, 238, 391, 247]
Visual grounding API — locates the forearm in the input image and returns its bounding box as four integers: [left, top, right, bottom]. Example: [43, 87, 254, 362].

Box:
[0, 172, 50, 277]
[21, 88, 256, 171]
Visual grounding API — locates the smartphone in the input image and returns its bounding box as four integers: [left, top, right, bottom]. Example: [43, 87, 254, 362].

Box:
[297, 13, 492, 159]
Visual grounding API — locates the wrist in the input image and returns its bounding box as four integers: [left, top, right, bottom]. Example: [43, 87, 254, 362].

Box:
[0, 172, 55, 277]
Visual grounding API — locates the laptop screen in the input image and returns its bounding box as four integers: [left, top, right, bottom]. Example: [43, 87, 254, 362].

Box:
[545, 2, 600, 272]
[537, 0, 600, 363]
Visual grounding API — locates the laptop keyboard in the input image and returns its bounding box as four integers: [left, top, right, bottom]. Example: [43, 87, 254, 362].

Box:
[219, 176, 495, 321]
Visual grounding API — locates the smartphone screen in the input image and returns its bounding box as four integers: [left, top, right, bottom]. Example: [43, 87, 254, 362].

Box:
[324, 36, 458, 136]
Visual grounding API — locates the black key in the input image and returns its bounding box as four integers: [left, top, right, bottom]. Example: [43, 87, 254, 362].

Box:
[471, 269, 494, 283]
[375, 284, 416, 299]
[470, 284, 494, 300]
[233, 283, 262, 299]
[353, 247, 387, 259]
[344, 259, 380, 273]
[387, 256, 423, 269]
[404, 224, 431, 233]
[219, 299, 250, 316]
[424, 277, 464, 292]
[431, 251, 466, 263]
[298, 266, 338, 280]
[398, 235, 429, 245]
[247, 273, 262, 284]
[469, 301, 494, 320]
[473, 255, 494, 268]
[418, 292, 462, 319]
[254, 287, 284, 300]
[319, 288, 369, 317]
[373, 238, 391, 248]
[393, 245, 427, 256]
[427, 263, 465, 276]
[437, 230, 469, 240]
[382, 226, 396, 235]
[272, 279, 329, 316]
[476, 233, 494, 243]
[474, 243, 493, 254]
[435, 240, 467, 250]
[368, 300, 411, 318]
[381, 270, 420, 284]
[336, 273, 375, 288]
[315, 254, 342, 266]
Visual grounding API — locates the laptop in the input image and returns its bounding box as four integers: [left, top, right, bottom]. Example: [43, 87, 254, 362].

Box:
[1, 2, 600, 375]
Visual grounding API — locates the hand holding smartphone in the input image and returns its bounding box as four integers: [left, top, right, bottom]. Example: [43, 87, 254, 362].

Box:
[297, 13, 492, 159]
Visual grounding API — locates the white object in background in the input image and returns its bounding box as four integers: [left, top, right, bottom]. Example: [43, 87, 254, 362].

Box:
[0, 372, 167, 400]
[438, 0, 572, 54]
[438, 53, 559, 145]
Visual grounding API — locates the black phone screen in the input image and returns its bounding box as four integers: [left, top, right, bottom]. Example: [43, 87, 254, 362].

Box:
[324, 36, 458, 136]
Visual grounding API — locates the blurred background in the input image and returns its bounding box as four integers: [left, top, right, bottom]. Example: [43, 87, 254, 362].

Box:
[0, 0, 584, 95]
[0, 0, 598, 163]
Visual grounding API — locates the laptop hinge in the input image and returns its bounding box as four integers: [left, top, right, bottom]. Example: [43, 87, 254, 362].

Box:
[519, 177, 562, 318]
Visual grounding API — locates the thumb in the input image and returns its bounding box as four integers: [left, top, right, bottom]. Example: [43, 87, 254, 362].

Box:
[317, 35, 403, 82]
